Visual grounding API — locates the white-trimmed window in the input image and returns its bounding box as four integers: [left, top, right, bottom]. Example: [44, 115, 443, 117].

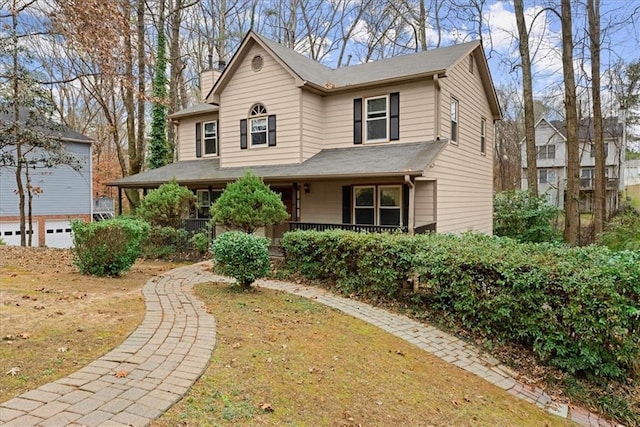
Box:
[538, 169, 556, 184]
[249, 103, 268, 147]
[203, 121, 217, 155]
[536, 144, 555, 160]
[590, 143, 609, 158]
[354, 186, 375, 225]
[365, 96, 388, 142]
[196, 189, 222, 218]
[450, 98, 458, 143]
[378, 186, 402, 226]
[480, 118, 486, 154]
[353, 185, 403, 226]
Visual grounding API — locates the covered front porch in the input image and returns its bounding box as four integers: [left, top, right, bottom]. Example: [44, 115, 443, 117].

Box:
[108, 141, 446, 245]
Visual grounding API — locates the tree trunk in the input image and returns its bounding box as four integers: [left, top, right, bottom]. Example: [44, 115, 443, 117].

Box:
[10, 1, 26, 246]
[168, 0, 183, 161]
[561, 0, 580, 245]
[514, 0, 538, 196]
[588, 0, 605, 235]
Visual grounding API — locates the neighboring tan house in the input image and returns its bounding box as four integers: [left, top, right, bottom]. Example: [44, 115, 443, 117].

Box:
[521, 117, 624, 213]
[110, 31, 501, 242]
[0, 111, 94, 248]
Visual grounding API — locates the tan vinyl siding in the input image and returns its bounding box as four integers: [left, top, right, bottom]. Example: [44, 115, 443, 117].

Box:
[427, 55, 494, 234]
[301, 90, 323, 161]
[414, 180, 436, 225]
[299, 181, 343, 223]
[219, 44, 301, 168]
[176, 113, 219, 161]
[322, 80, 436, 149]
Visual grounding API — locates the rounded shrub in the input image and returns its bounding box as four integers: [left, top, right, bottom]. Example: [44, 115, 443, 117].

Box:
[71, 217, 150, 276]
[211, 231, 270, 289]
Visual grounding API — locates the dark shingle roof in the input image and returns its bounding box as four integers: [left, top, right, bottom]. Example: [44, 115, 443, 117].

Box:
[549, 117, 623, 141]
[0, 108, 93, 144]
[109, 140, 447, 188]
[168, 103, 219, 119]
[254, 33, 478, 88]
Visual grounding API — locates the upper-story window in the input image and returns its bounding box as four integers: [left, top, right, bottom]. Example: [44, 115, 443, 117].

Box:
[480, 118, 486, 154]
[536, 144, 555, 160]
[538, 169, 556, 184]
[353, 93, 399, 144]
[203, 121, 218, 155]
[240, 103, 276, 149]
[366, 96, 388, 142]
[450, 98, 459, 144]
[250, 104, 268, 146]
[590, 143, 608, 158]
[195, 120, 218, 158]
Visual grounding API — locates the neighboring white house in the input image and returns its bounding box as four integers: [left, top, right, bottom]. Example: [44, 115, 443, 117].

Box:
[0, 110, 94, 248]
[623, 159, 640, 187]
[521, 117, 624, 213]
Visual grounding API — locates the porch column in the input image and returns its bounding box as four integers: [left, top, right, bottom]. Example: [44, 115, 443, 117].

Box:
[405, 175, 415, 235]
[118, 187, 123, 215]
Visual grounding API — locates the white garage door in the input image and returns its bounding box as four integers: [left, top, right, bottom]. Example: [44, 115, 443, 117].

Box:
[0, 222, 39, 246]
[45, 220, 73, 248]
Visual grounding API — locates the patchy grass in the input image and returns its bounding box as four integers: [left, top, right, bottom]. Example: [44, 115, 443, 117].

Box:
[624, 184, 640, 209]
[153, 282, 571, 427]
[0, 246, 180, 401]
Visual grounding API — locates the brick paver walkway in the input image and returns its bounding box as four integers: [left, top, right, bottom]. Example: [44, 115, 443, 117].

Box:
[0, 264, 216, 427]
[1, 262, 618, 426]
[252, 277, 619, 427]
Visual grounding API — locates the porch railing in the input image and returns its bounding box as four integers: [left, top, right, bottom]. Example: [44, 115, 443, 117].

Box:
[288, 222, 408, 233]
[176, 220, 436, 243]
[180, 218, 215, 238]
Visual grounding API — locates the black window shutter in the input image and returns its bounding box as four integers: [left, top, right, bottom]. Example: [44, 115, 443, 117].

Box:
[268, 115, 276, 146]
[353, 98, 362, 144]
[342, 185, 352, 224]
[240, 119, 247, 149]
[402, 184, 409, 227]
[390, 92, 400, 141]
[195, 122, 202, 158]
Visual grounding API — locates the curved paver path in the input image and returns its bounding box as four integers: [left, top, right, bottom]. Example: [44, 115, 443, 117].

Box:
[1, 262, 618, 427]
[0, 264, 216, 427]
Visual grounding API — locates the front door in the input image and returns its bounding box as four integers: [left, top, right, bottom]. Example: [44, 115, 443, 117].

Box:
[269, 187, 294, 245]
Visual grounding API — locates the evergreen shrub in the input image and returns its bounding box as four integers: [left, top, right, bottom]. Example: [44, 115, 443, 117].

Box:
[71, 217, 150, 276]
[211, 231, 270, 288]
[281, 230, 640, 379]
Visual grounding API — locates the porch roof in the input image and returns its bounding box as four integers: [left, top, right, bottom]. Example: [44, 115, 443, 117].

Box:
[109, 140, 447, 188]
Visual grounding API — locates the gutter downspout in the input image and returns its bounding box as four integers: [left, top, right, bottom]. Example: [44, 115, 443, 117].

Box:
[404, 174, 415, 235]
[433, 74, 441, 140]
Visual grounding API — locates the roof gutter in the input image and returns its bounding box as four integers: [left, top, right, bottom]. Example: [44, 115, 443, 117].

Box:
[301, 71, 447, 94]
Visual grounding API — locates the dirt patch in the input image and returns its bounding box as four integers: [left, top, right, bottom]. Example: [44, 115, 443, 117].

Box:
[0, 246, 179, 401]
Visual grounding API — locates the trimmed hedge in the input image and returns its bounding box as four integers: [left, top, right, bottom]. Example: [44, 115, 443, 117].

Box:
[281, 230, 640, 380]
[71, 217, 150, 276]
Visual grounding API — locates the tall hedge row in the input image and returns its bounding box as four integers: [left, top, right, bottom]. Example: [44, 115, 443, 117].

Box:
[280, 230, 640, 380]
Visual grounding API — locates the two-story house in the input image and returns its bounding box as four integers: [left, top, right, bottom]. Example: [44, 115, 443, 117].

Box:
[521, 117, 623, 213]
[0, 110, 94, 248]
[110, 31, 501, 242]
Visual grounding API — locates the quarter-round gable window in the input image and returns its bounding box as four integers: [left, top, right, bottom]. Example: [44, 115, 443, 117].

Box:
[251, 55, 263, 72]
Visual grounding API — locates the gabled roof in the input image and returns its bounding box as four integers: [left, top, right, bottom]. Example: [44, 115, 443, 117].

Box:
[549, 117, 622, 141]
[0, 108, 94, 144]
[207, 31, 501, 119]
[109, 140, 447, 188]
